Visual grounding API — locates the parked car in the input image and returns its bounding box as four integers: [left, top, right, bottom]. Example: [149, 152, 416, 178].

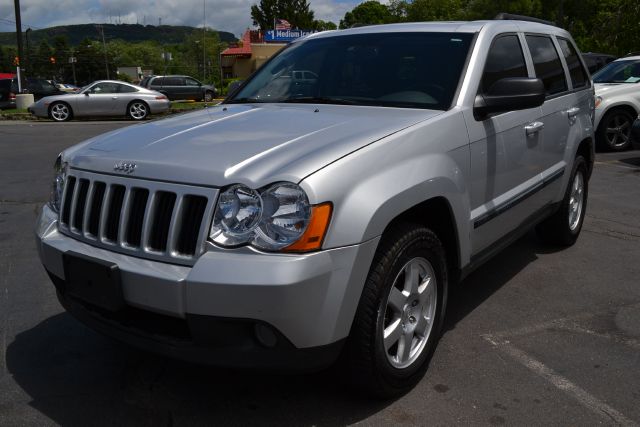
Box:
[0, 77, 65, 109]
[28, 80, 170, 121]
[54, 82, 80, 93]
[582, 52, 616, 74]
[143, 75, 217, 102]
[592, 55, 640, 151]
[36, 18, 593, 397]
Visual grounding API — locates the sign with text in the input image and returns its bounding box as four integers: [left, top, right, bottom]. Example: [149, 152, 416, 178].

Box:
[265, 29, 315, 42]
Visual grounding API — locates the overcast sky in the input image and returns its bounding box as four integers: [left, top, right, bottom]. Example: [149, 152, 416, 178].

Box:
[0, 0, 383, 38]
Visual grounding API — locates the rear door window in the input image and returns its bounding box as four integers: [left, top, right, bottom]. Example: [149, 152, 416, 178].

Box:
[525, 35, 568, 96]
[557, 38, 589, 89]
[481, 34, 528, 94]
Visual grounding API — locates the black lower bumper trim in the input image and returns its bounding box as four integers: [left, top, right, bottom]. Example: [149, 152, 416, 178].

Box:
[48, 271, 344, 372]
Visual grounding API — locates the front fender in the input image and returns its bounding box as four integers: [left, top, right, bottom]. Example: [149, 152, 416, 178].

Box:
[301, 110, 471, 268]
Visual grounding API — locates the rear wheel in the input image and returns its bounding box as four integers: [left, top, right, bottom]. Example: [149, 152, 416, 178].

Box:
[127, 101, 149, 120]
[536, 155, 588, 246]
[345, 223, 447, 398]
[49, 102, 72, 122]
[596, 109, 634, 151]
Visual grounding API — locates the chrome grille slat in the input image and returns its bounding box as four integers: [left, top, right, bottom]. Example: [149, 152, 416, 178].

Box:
[117, 187, 133, 247]
[140, 192, 157, 252]
[81, 181, 95, 237]
[98, 185, 112, 243]
[57, 169, 218, 266]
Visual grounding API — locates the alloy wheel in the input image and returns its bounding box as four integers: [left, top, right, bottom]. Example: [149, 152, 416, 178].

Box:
[383, 257, 437, 369]
[568, 170, 585, 231]
[604, 114, 632, 149]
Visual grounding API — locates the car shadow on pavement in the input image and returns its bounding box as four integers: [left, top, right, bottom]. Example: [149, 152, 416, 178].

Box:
[444, 230, 562, 331]
[6, 313, 389, 426]
[7, 231, 561, 426]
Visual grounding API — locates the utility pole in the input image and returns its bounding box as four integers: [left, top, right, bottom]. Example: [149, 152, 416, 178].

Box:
[96, 24, 110, 79]
[203, 0, 206, 82]
[13, 0, 25, 91]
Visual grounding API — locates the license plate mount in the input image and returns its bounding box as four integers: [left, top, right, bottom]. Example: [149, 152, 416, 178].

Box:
[63, 251, 124, 311]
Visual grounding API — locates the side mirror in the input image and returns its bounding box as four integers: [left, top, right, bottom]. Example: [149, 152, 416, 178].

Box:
[84, 92, 90, 96]
[474, 77, 545, 120]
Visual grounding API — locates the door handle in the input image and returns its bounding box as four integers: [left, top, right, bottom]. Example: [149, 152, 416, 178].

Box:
[567, 107, 580, 117]
[111, 96, 119, 100]
[524, 121, 544, 135]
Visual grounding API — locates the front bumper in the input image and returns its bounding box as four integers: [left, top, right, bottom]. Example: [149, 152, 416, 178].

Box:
[36, 205, 379, 368]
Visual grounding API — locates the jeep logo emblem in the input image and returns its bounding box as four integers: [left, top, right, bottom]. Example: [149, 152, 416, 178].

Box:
[114, 162, 137, 174]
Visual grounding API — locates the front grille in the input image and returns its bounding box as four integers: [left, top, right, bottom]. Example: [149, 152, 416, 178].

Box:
[58, 169, 218, 265]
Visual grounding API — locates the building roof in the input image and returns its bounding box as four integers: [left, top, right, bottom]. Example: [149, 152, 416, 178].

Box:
[221, 30, 253, 57]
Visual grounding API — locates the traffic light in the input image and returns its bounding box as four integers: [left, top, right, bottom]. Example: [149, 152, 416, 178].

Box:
[13, 56, 19, 66]
[50, 57, 56, 64]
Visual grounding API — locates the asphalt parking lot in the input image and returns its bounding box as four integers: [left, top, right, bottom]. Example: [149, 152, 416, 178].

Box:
[0, 120, 639, 426]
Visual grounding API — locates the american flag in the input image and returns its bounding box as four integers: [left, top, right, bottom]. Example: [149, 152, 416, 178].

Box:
[275, 19, 292, 30]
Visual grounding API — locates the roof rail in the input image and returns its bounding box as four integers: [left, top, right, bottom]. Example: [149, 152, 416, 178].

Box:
[494, 13, 556, 27]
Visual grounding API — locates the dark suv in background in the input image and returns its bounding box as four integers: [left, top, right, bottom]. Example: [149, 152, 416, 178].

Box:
[143, 75, 217, 102]
[0, 78, 65, 109]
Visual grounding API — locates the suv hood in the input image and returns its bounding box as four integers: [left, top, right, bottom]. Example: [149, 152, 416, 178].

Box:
[66, 104, 441, 187]
[594, 82, 639, 96]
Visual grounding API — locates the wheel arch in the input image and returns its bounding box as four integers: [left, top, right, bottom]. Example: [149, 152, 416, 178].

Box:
[597, 103, 638, 129]
[380, 196, 461, 281]
[576, 136, 595, 179]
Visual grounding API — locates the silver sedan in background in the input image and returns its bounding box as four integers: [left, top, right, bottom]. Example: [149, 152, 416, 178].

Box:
[28, 80, 171, 121]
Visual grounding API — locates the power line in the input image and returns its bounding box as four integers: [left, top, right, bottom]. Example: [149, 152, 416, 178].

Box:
[0, 17, 44, 30]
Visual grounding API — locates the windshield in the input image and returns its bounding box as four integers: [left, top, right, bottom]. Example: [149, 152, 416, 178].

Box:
[228, 32, 474, 110]
[593, 59, 640, 83]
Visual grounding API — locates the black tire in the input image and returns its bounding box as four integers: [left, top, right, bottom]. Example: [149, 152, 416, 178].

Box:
[536, 155, 588, 246]
[345, 223, 447, 398]
[127, 100, 149, 121]
[596, 109, 634, 151]
[49, 102, 72, 122]
[204, 91, 214, 102]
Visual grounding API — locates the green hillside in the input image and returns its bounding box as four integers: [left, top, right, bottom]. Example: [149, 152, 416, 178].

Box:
[0, 23, 237, 46]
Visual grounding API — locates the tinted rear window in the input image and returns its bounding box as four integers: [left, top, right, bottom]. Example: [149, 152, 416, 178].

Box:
[558, 38, 588, 89]
[526, 35, 567, 96]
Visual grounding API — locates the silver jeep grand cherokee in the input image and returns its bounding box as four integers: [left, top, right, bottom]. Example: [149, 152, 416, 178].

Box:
[36, 18, 594, 396]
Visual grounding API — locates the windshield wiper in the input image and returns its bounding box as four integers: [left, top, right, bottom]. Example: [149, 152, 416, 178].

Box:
[280, 96, 360, 105]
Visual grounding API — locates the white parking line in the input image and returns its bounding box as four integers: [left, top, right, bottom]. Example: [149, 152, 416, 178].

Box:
[484, 335, 638, 426]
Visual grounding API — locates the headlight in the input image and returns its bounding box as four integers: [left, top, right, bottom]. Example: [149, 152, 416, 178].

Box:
[253, 183, 311, 250]
[209, 182, 332, 252]
[49, 154, 67, 213]
[209, 184, 262, 246]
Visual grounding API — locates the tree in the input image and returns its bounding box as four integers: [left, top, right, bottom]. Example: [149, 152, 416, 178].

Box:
[406, 0, 465, 21]
[251, 0, 315, 31]
[339, 1, 394, 29]
[313, 20, 338, 31]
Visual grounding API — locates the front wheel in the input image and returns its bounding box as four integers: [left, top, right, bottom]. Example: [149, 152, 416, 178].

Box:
[204, 91, 214, 102]
[127, 101, 149, 120]
[536, 155, 588, 246]
[596, 109, 634, 151]
[345, 223, 447, 397]
[49, 102, 72, 122]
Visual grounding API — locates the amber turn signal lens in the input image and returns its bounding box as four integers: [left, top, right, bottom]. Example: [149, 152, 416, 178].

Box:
[283, 203, 332, 252]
